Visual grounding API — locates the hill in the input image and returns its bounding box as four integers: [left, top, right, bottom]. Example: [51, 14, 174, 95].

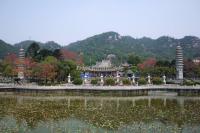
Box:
[1, 31, 200, 65]
[14, 40, 61, 51]
[65, 32, 200, 65]
[0, 40, 17, 59]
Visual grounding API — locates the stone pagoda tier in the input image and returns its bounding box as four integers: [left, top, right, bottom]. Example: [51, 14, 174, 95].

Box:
[18, 48, 25, 80]
[176, 45, 183, 80]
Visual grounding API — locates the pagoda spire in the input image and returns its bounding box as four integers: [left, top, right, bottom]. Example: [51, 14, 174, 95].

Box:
[18, 47, 25, 80]
[176, 45, 183, 80]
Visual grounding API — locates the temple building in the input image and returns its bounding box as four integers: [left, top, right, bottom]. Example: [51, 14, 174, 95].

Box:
[18, 48, 25, 80]
[79, 55, 122, 77]
[176, 45, 183, 80]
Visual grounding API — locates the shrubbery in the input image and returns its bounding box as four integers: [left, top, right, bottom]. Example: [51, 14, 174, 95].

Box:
[194, 81, 200, 85]
[122, 79, 131, 85]
[152, 77, 162, 85]
[105, 78, 115, 86]
[91, 78, 98, 85]
[73, 78, 83, 85]
[138, 77, 147, 85]
[183, 79, 195, 86]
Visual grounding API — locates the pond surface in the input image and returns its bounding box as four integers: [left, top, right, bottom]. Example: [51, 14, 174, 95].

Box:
[0, 93, 200, 133]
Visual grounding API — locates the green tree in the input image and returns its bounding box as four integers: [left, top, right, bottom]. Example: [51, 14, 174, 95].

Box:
[26, 42, 40, 60]
[0, 61, 3, 73]
[37, 49, 53, 61]
[56, 60, 80, 83]
[43, 56, 58, 65]
[127, 54, 141, 66]
[3, 65, 13, 77]
[156, 60, 171, 67]
[53, 49, 62, 60]
[130, 66, 138, 73]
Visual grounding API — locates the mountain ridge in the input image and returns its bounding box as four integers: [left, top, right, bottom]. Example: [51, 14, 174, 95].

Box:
[1, 32, 200, 65]
[64, 32, 200, 65]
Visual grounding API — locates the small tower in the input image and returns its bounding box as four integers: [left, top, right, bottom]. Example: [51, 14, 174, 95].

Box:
[18, 48, 25, 80]
[176, 45, 183, 80]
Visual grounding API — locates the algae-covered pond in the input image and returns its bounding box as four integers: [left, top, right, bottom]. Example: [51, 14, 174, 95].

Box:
[0, 93, 200, 133]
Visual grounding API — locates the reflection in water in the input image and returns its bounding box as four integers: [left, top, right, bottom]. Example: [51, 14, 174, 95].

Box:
[0, 95, 200, 133]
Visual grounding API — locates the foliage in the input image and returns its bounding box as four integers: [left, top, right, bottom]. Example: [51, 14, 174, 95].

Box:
[140, 66, 176, 78]
[156, 60, 171, 67]
[130, 66, 138, 73]
[14, 40, 61, 52]
[122, 78, 131, 85]
[91, 78, 98, 85]
[138, 58, 156, 70]
[1, 53, 18, 77]
[0, 40, 17, 59]
[127, 53, 141, 66]
[105, 78, 115, 86]
[64, 32, 200, 65]
[26, 42, 40, 60]
[60, 49, 83, 65]
[37, 49, 53, 61]
[183, 79, 195, 86]
[138, 77, 147, 85]
[53, 49, 62, 60]
[152, 77, 163, 85]
[1, 32, 200, 64]
[184, 59, 200, 78]
[73, 78, 83, 85]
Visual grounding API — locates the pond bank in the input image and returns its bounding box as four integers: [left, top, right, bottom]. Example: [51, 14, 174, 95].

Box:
[0, 84, 200, 96]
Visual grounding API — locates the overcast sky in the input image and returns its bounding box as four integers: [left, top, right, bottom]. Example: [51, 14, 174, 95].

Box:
[0, 0, 199, 45]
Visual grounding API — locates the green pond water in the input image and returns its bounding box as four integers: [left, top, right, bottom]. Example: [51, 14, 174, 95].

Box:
[0, 93, 200, 133]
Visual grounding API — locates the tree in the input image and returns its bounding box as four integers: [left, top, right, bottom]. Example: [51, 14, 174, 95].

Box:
[0, 61, 3, 73]
[43, 56, 58, 65]
[2, 53, 18, 77]
[138, 58, 156, 70]
[40, 56, 58, 84]
[127, 54, 141, 66]
[26, 42, 40, 60]
[156, 60, 171, 67]
[37, 49, 53, 61]
[40, 63, 57, 84]
[53, 49, 62, 60]
[57, 61, 70, 82]
[184, 59, 199, 78]
[3, 65, 13, 77]
[60, 49, 83, 65]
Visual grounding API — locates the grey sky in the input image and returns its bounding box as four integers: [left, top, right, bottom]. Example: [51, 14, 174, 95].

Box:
[0, 0, 199, 45]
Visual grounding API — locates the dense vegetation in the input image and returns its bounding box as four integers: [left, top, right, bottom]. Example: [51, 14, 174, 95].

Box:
[0, 43, 80, 85]
[65, 32, 200, 65]
[1, 32, 200, 84]
[1, 31, 200, 66]
[0, 40, 61, 59]
[0, 40, 17, 59]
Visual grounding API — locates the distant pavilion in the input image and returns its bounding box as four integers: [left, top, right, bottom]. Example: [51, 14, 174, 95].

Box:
[78, 59, 122, 77]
